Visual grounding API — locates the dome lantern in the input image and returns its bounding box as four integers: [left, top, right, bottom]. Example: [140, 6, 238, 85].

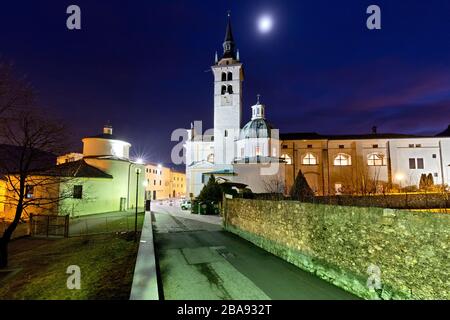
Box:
[251, 94, 265, 120]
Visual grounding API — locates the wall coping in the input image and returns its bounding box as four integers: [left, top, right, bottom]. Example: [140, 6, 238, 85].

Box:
[129, 211, 159, 300]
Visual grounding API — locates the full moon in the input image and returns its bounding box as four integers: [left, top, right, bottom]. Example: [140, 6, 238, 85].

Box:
[258, 15, 273, 33]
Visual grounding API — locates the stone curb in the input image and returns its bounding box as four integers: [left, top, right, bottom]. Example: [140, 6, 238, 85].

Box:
[129, 211, 159, 300]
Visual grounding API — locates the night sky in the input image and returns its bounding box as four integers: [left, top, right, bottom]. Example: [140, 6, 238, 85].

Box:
[1, 0, 449, 166]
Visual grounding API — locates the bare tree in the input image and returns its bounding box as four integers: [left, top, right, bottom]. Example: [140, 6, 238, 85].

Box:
[262, 176, 286, 200]
[0, 62, 71, 268]
[0, 62, 34, 116]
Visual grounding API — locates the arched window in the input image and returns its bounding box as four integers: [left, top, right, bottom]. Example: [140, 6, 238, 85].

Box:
[224, 130, 228, 137]
[334, 153, 352, 166]
[302, 153, 318, 165]
[207, 154, 214, 163]
[221, 72, 227, 81]
[227, 72, 233, 81]
[367, 153, 386, 166]
[227, 85, 233, 94]
[221, 85, 227, 95]
[281, 154, 292, 165]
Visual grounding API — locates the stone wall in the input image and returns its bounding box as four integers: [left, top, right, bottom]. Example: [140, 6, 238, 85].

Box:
[313, 193, 450, 210]
[223, 199, 450, 300]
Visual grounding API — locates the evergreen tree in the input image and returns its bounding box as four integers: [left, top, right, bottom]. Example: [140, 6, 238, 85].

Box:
[197, 175, 222, 202]
[426, 173, 434, 188]
[290, 170, 315, 202]
[419, 174, 427, 190]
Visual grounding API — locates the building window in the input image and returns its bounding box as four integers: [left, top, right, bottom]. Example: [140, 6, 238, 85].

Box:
[221, 85, 227, 95]
[227, 85, 233, 94]
[224, 130, 228, 137]
[373, 144, 379, 148]
[409, 158, 416, 169]
[409, 144, 414, 148]
[334, 153, 351, 166]
[432, 154, 437, 159]
[26, 185, 34, 199]
[73, 185, 83, 199]
[255, 146, 261, 156]
[434, 173, 438, 177]
[367, 153, 386, 166]
[281, 154, 292, 165]
[415, 144, 422, 148]
[227, 72, 233, 81]
[282, 145, 288, 149]
[307, 144, 313, 149]
[221, 72, 227, 81]
[417, 158, 424, 169]
[302, 153, 318, 165]
[159, 180, 162, 186]
[154, 180, 156, 185]
[339, 145, 345, 149]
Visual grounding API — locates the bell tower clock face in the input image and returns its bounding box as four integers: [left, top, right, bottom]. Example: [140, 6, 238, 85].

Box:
[221, 94, 232, 106]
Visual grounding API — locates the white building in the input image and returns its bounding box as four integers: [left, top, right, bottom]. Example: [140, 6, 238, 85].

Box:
[185, 14, 450, 197]
[58, 125, 146, 216]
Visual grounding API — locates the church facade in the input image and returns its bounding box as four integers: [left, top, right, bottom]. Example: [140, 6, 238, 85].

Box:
[185, 15, 450, 198]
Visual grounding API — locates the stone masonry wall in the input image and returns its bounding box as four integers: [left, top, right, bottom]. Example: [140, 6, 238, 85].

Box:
[224, 199, 450, 300]
[314, 193, 450, 210]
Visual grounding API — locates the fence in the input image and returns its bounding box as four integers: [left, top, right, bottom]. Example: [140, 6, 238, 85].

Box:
[30, 214, 69, 238]
[68, 214, 144, 237]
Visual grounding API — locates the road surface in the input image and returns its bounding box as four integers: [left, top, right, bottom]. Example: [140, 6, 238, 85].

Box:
[152, 201, 358, 300]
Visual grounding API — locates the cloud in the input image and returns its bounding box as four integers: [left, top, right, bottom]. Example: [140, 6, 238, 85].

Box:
[273, 59, 450, 135]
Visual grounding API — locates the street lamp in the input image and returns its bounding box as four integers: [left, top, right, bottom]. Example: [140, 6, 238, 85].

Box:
[134, 167, 142, 242]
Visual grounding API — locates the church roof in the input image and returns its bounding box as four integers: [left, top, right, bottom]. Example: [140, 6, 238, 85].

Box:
[222, 13, 237, 60]
[224, 13, 234, 43]
[44, 160, 113, 178]
[280, 132, 421, 141]
[239, 118, 274, 139]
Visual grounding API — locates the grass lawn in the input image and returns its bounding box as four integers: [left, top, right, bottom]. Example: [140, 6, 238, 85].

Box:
[88, 214, 145, 234]
[0, 232, 139, 300]
[69, 213, 145, 236]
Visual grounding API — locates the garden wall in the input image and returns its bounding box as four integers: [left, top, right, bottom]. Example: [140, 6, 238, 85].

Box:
[313, 193, 449, 209]
[223, 199, 450, 300]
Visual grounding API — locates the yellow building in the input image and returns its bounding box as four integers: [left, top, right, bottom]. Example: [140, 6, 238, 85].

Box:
[145, 163, 186, 200]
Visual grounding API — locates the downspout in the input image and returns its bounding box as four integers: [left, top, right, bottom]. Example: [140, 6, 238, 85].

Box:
[439, 140, 445, 187]
[327, 140, 331, 195]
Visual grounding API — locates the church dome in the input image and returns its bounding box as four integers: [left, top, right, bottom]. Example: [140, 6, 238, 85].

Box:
[239, 97, 273, 139]
[240, 118, 274, 139]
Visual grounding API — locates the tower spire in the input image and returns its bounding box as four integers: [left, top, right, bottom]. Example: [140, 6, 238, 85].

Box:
[222, 11, 236, 59]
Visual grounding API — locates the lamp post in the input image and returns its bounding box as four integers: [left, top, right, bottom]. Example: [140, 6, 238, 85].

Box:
[134, 167, 142, 242]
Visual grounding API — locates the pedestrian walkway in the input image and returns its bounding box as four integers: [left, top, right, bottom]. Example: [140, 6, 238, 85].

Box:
[153, 204, 358, 300]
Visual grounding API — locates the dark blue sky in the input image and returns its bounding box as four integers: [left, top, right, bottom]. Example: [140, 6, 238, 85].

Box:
[1, 0, 449, 165]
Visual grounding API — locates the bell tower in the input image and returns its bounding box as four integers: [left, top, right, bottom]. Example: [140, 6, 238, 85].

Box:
[212, 12, 244, 166]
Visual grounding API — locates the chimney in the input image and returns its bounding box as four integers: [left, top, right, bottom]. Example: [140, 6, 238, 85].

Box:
[372, 126, 377, 134]
[103, 124, 113, 135]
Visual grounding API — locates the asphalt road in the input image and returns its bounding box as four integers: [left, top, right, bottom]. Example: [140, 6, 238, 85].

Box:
[152, 201, 358, 300]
